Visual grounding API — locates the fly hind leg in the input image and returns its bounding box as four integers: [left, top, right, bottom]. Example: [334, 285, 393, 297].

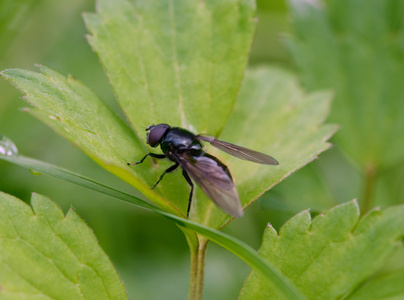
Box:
[127, 153, 166, 166]
[182, 170, 194, 218]
[151, 163, 179, 189]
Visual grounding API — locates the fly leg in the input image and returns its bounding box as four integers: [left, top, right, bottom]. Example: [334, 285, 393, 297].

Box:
[182, 170, 194, 218]
[151, 163, 179, 189]
[127, 153, 166, 166]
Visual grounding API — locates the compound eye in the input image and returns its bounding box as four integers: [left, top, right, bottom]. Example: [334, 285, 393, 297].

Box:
[146, 123, 170, 147]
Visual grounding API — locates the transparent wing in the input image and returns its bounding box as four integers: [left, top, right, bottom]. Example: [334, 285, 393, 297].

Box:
[175, 152, 243, 218]
[197, 134, 279, 165]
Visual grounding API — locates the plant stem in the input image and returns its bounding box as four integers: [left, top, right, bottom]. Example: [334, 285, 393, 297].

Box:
[188, 235, 209, 300]
[362, 163, 377, 214]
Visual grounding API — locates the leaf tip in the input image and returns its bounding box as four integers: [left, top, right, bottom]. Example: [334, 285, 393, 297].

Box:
[30, 192, 41, 203]
[30, 192, 46, 214]
[0, 68, 14, 79]
[66, 206, 85, 223]
[351, 198, 360, 212]
[324, 124, 339, 142]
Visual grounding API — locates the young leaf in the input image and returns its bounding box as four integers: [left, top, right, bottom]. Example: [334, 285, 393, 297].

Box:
[84, 0, 256, 136]
[286, 0, 404, 169]
[0, 191, 127, 299]
[240, 200, 404, 299]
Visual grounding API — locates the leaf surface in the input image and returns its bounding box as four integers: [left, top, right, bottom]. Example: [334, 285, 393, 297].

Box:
[0, 66, 180, 216]
[286, 0, 404, 168]
[192, 67, 336, 228]
[346, 269, 404, 300]
[240, 200, 404, 299]
[0, 191, 127, 300]
[0, 64, 335, 228]
[1, 0, 334, 227]
[84, 0, 256, 136]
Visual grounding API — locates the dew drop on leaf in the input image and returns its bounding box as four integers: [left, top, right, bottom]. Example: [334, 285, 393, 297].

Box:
[0, 135, 18, 156]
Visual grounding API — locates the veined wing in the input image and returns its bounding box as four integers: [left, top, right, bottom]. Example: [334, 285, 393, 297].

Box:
[175, 152, 243, 218]
[197, 134, 279, 165]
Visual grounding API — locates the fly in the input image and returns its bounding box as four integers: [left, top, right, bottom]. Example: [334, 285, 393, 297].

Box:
[128, 123, 279, 218]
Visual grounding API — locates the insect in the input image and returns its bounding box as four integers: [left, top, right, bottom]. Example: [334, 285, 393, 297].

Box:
[128, 124, 279, 218]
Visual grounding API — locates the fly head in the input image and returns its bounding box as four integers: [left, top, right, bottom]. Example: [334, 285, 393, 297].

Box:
[146, 123, 171, 147]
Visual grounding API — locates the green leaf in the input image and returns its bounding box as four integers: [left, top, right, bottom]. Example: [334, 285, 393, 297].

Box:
[240, 200, 404, 299]
[84, 0, 256, 136]
[346, 269, 404, 300]
[193, 67, 336, 228]
[83, 0, 264, 225]
[0, 191, 127, 300]
[83, 0, 260, 222]
[0, 153, 304, 300]
[286, 0, 404, 169]
[0, 64, 335, 229]
[0, 66, 181, 216]
[1, 0, 335, 227]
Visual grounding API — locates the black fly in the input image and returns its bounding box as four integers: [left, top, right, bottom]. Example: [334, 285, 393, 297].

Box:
[128, 124, 279, 218]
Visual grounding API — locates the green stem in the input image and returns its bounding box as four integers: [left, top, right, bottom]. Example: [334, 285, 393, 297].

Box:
[362, 163, 377, 214]
[188, 235, 208, 300]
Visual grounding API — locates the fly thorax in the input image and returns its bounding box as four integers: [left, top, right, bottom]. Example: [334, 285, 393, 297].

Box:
[160, 140, 170, 154]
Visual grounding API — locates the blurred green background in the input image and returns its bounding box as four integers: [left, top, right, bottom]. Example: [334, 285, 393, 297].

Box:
[1, 0, 403, 299]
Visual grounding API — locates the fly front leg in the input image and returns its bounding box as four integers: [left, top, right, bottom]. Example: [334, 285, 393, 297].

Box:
[182, 170, 194, 218]
[151, 163, 180, 189]
[127, 153, 166, 166]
